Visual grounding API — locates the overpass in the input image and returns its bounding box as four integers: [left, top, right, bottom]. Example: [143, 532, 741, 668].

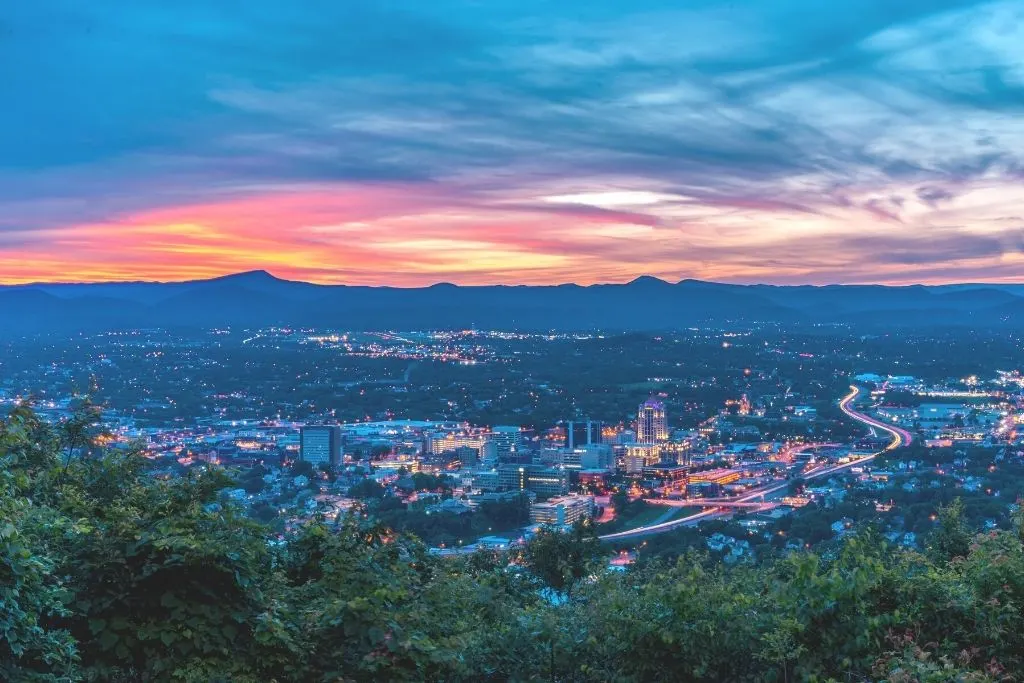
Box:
[643, 498, 777, 510]
[598, 385, 913, 541]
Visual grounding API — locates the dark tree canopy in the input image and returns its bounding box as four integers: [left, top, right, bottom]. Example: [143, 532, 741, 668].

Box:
[3, 404, 1024, 682]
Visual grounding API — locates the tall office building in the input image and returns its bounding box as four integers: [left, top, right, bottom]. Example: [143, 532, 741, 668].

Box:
[566, 419, 604, 450]
[479, 440, 499, 467]
[637, 398, 668, 444]
[300, 425, 342, 467]
[496, 464, 569, 497]
[623, 444, 661, 473]
[561, 443, 614, 471]
[490, 425, 522, 460]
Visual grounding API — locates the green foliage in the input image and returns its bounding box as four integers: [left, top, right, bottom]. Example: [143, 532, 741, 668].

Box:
[518, 521, 605, 598]
[288, 460, 315, 479]
[407, 472, 453, 493]
[347, 478, 386, 500]
[1, 411, 78, 682]
[7, 403, 1024, 681]
[928, 497, 973, 562]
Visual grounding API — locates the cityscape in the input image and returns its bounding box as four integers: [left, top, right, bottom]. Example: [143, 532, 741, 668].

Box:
[5, 0, 1024, 680]
[6, 315, 1024, 679]
[4, 324, 1021, 564]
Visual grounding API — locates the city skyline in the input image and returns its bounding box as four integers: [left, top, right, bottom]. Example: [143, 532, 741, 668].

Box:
[3, 1, 1024, 286]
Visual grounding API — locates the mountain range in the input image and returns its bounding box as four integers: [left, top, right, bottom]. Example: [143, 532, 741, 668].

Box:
[2, 270, 1024, 334]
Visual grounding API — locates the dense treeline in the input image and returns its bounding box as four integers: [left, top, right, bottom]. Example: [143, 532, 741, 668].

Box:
[3, 404, 1023, 681]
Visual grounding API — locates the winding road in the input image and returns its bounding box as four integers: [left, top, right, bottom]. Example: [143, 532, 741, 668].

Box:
[837, 385, 913, 451]
[597, 385, 913, 541]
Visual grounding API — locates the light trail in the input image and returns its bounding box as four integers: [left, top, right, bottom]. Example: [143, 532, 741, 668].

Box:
[431, 386, 915, 551]
[598, 385, 913, 541]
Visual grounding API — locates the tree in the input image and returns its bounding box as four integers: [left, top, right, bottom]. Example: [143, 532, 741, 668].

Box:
[317, 462, 337, 482]
[0, 410, 78, 681]
[611, 487, 629, 513]
[520, 521, 605, 598]
[56, 458, 298, 681]
[290, 460, 316, 479]
[59, 396, 105, 474]
[12, 401, 1024, 681]
[928, 497, 972, 561]
[348, 478, 386, 500]
[239, 471, 266, 495]
[787, 477, 806, 496]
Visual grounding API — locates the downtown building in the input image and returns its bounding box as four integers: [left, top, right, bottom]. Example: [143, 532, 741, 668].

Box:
[530, 494, 594, 527]
[425, 431, 497, 466]
[622, 442, 691, 474]
[299, 425, 343, 468]
[637, 398, 668, 444]
[490, 425, 523, 461]
[495, 463, 569, 497]
[560, 443, 615, 471]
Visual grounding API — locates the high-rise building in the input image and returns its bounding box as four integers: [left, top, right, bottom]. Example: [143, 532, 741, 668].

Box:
[637, 398, 668, 444]
[427, 432, 487, 455]
[426, 431, 492, 464]
[496, 464, 569, 497]
[623, 444, 661, 474]
[479, 440, 499, 467]
[560, 443, 614, 471]
[453, 445, 479, 467]
[300, 425, 342, 467]
[490, 425, 522, 460]
[566, 419, 604, 450]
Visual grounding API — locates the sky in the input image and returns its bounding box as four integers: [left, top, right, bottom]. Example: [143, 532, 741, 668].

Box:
[1, 0, 1023, 286]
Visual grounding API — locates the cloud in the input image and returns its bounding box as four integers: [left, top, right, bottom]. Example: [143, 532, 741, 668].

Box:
[1, 0, 1023, 284]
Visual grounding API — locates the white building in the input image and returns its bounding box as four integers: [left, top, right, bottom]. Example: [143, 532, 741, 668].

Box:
[529, 494, 594, 526]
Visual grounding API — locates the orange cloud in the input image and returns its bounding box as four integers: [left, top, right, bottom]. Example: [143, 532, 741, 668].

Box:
[1, 178, 1023, 286]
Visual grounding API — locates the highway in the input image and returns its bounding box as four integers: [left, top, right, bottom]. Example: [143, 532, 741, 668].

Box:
[598, 385, 913, 542]
[836, 384, 913, 451]
[431, 385, 915, 552]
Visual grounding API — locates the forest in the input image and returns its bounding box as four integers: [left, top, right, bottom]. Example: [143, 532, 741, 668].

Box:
[3, 403, 1023, 682]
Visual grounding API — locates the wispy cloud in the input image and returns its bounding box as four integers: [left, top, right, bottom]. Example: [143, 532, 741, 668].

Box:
[0, 0, 1022, 284]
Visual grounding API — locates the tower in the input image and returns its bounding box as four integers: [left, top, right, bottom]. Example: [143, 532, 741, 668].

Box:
[637, 398, 667, 444]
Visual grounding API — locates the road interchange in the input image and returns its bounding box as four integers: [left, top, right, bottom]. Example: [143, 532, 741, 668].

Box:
[598, 385, 912, 541]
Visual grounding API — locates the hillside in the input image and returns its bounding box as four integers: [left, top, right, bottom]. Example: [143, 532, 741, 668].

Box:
[3, 405, 1022, 681]
[2, 271, 1023, 333]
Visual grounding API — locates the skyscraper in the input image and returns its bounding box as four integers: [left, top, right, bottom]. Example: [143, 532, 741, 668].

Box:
[300, 425, 342, 468]
[490, 425, 522, 460]
[636, 398, 668, 444]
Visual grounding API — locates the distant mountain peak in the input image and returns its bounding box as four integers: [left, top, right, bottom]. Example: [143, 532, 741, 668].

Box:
[214, 269, 281, 283]
[627, 275, 670, 286]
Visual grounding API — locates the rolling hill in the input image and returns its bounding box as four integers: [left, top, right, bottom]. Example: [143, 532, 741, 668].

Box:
[2, 271, 1022, 334]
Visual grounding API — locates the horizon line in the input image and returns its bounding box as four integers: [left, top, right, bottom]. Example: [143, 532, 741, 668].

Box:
[2, 268, 1024, 289]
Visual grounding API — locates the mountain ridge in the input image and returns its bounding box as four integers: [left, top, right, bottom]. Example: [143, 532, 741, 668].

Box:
[2, 272, 1024, 334]
[8, 269, 1024, 290]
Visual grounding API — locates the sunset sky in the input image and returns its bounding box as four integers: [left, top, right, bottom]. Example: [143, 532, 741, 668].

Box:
[2, 0, 1023, 286]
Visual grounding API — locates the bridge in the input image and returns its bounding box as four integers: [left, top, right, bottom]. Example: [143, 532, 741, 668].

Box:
[786, 442, 841, 456]
[643, 498, 777, 510]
